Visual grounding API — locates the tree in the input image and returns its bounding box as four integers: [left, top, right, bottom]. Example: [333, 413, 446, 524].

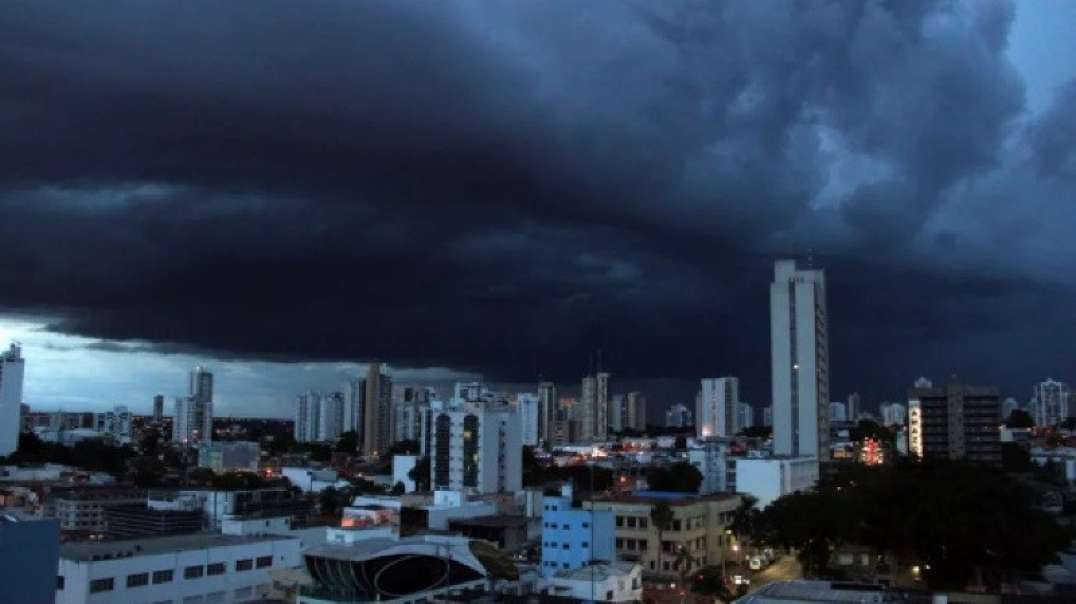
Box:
[647, 462, 703, 493]
[729, 495, 759, 545]
[187, 467, 216, 486]
[409, 456, 431, 491]
[673, 435, 687, 449]
[390, 481, 406, 495]
[1061, 417, 1076, 431]
[673, 544, 694, 585]
[651, 501, 675, 577]
[1005, 409, 1034, 428]
[319, 486, 347, 515]
[335, 431, 358, 452]
[739, 426, 773, 439]
[384, 440, 419, 457]
[1001, 442, 1031, 473]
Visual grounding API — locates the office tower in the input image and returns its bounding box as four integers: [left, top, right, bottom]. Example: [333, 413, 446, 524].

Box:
[0, 344, 25, 456]
[907, 382, 1001, 464]
[697, 377, 740, 438]
[343, 378, 364, 436]
[361, 362, 393, 456]
[516, 393, 539, 446]
[578, 375, 597, 441]
[880, 402, 906, 427]
[626, 391, 647, 431]
[829, 401, 848, 422]
[737, 402, 754, 430]
[595, 371, 610, 440]
[173, 366, 214, 444]
[153, 394, 164, 422]
[431, 402, 521, 494]
[537, 381, 556, 443]
[770, 259, 830, 460]
[609, 394, 625, 433]
[761, 406, 773, 426]
[1032, 379, 1071, 428]
[847, 392, 861, 422]
[665, 403, 692, 428]
[318, 391, 345, 442]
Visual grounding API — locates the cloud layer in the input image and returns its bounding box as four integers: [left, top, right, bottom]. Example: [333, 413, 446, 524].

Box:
[2, 0, 1076, 405]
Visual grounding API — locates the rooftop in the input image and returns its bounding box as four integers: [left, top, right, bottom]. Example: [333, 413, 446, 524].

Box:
[554, 561, 639, 581]
[588, 491, 740, 506]
[446, 514, 528, 528]
[60, 532, 294, 561]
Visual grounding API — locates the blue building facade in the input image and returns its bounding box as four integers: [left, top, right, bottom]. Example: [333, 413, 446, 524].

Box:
[0, 515, 59, 604]
[540, 484, 614, 577]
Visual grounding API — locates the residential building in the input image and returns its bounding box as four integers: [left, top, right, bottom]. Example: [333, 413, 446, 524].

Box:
[626, 391, 647, 432]
[361, 362, 393, 457]
[540, 485, 615, 577]
[152, 394, 164, 423]
[579, 375, 597, 441]
[687, 442, 732, 494]
[103, 504, 203, 539]
[342, 378, 364, 436]
[148, 488, 310, 530]
[318, 391, 345, 442]
[0, 514, 58, 604]
[1001, 396, 1020, 422]
[734, 457, 819, 508]
[609, 393, 626, 433]
[665, 403, 692, 428]
[297, 534, 514, 604]
[907, 382, 1001, 464]
[431, 402, 521, 494]
[544, 561, 643, 602]
[847, 392, 861, 423]
[447, 515, 528, 552]
[198, 441, 261, 472]
[294, 392, 320, 443]
[761, 406, 773, 427]
[737, 402, 754, 430]
[51, 488, 146, 534]
[1033, 378, 1071, 428]
[0, 343, 25, 456]
[770, 259, 830, 460]
[173, 366, 214, 444]
[880, 402, 906, 427]
[538, 381, 557, 443]
[829, 401, 847, 423]
[392, 455, 417, 492]
[393, 399, 428, 446]
[281, 467, 347, 493]
[596, 371, 610, 440]
[517, 392, 540, 446]
[697, 377, 740, 438]
[94, 405, 133, 444]
[584, 491, 742, 578]
[56, 533, 300, 604]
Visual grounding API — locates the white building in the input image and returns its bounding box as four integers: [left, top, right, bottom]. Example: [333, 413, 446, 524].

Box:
[544, 561, 643, 602]
[173, 367, 214, 444]
[1033, 379, 1071, 428]
[280, 467, 348, 493]
[147, 488, 303, 530]
[0, 343, 25, 456]
[761, 405, 773, 427]
[737, 402, 754, 430]
[687, 442, 731, 494]
[295, 391, 345, 443]
[665, 403, 692, 428]
[198, 441, 261, 472]
[430, 402, 521, 495]
[392, 455, 417, 492]
[734, 456, 819, 509]
[626, 391, 647, 432]
[770, 259, 830, 460]
[342, 378, 363, 434]
[94, 406, 132, 444]
[56, 533, 300, 604]
[697, 377, 740, 438]
[517, 392, 540, 446]
[880, 402, 907, 427]
[829, 401, 847, 423]
[317, 392, 345, 442]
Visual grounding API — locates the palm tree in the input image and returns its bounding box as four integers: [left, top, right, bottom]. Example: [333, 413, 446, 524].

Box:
[673, 544, 694, 589]
[650, 501, 674, 578]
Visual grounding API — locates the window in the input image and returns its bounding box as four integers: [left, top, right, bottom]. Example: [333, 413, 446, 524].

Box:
[207, 562, 226, 576]
[57, 576, 64, 590]
[673, 520, 682, 531]
[562, 543, 569, 550]
[256, 555, 273, 568]
[606, 590, 614, 600]
[639, 539, 648, 550]
[184, 565, 204, 579]
[153, 569, 174, 584]
[127, 573, 149, 588]
[582, 522, 589, 529]
[561, 524, 569, 530]
[206, 591, 226, 604]
[639, 518, 648, 529]
[615, 516, 624, 527]
[89, 578, 114, 593]
[615, 538, 623, 549]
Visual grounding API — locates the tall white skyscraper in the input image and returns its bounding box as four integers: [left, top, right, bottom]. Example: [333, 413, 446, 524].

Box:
[578, 375, 596, 440]
[595, 371, 610, 440]
[173, 366, 214, 444]
[517, 393, 539, 446]
[737, 402, 754, 430]
[343, 378, 364, 435]
[1033, 378, 1071, 428]
[0, 344, 25, 456]
[294, 392, 320, 443]
[697, 377, 740, 438]
[771, 259, 830, 460]
[318, 391, 345, 442]
[625, 391, 647, 431]
[537, 381, 557, 443]
[430, 402, 522, 494]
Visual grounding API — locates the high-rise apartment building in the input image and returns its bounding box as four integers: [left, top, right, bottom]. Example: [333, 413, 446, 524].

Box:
[697, 377, 740, 438]
[578, 375, 596, 441]
[665, 403, 692, 428]
[829, 401, 848, 423]
[847, 392, 861, 422]
[431, 402, 521, 494]
[907, 382, 1001, 464]
[626, 391, 647, 431]
[173, 366, 213, 444]
[95, 406, 132, 443]
[880, 402, 906, 427]
[596, 371, 610, 440]
[609, 394, 626, 433]
[770, 259, 830, 460]
[1032, 378, 1071, 428]
[361, 362, 393, 457]
[294, 393, 319, 443]
[537, 381, 557, 443]
[152, 394, 164, 423]
[516, 393, 539, 446]
[318, 391, 345, 442]
[295, 392, 345, 443]
[0, 343, 26, 456]
[737, 402, 754, 430]
[343, 378, 364, 436]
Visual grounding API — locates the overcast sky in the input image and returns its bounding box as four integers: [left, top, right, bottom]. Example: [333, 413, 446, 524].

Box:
[3, 1, 1076, 418]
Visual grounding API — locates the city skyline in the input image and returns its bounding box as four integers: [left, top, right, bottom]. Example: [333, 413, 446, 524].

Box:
[3, 3, 1076, 415]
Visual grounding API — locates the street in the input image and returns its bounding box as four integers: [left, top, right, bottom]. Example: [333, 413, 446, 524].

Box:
[748, 554, 802, 591]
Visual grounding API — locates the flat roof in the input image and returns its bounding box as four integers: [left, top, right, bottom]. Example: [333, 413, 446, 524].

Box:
[61, 533, 294, 561]
[554, 561, 637, 581]
[587, 491, 739, 506]
[447, 514, 528, 528]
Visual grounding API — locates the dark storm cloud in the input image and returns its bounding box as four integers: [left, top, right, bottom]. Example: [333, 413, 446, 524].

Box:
[2, 0, 1075, 405]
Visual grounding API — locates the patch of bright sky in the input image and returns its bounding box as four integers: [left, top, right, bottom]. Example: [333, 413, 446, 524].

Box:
[1008, 0, 1076, 115]
[0, 316, 475, 417]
